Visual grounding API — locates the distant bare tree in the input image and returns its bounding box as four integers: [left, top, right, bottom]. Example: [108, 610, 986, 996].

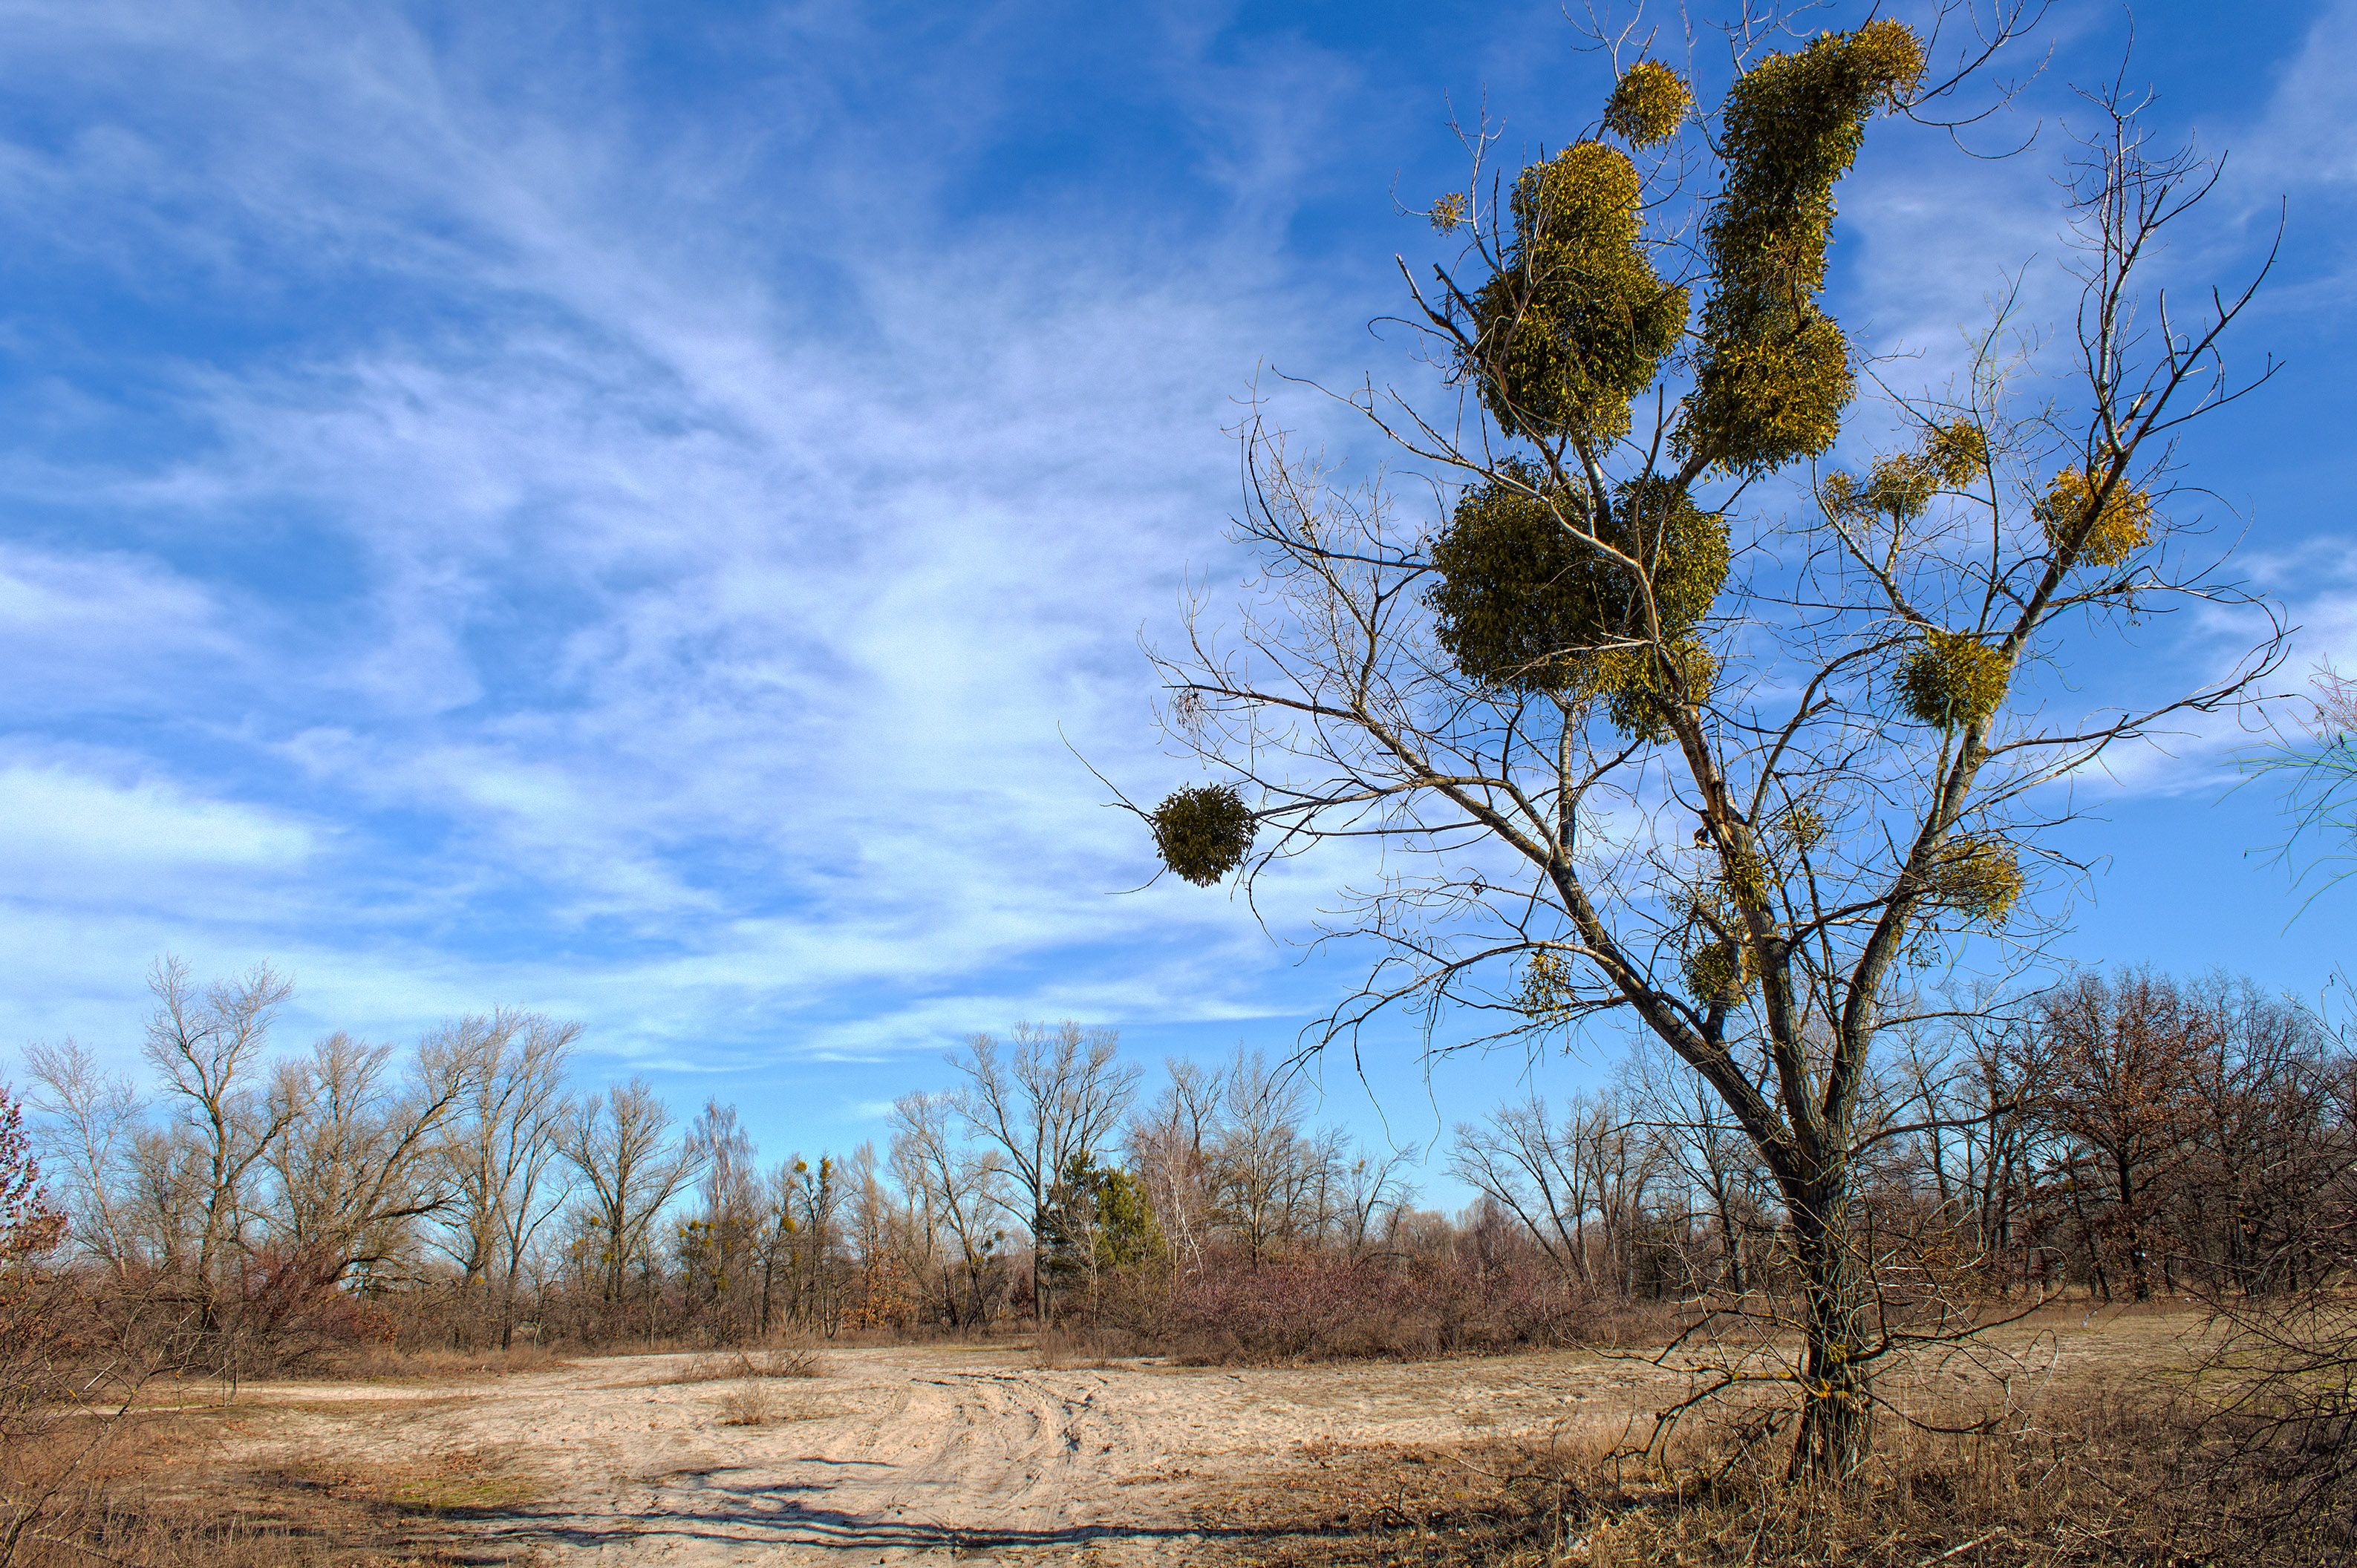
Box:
[1455, 1096, 1605, 1290]
[951, 1022, 1139, 1322]
[1626, 1036, 1773, 1296]
[560, 1079, 700, 1324]
[1334, 1141, 1418, 1254]
[679, 1098, 763, 1339]
[890, 1090, 1007, 1328]
[2175, 977, 2340, 1296]
[760, 1152, 844, 1333]
[21, 1040, 146, 1275]
[2027, 969, 2214, 1301]
[1127, 1056, 1227, 1270]
[141, 958, 299, 1305]
[1204, 1050, 1340, 1266]
[1454, 1091, 1671, 1292]
[1884, 1003, 2037, 1293]
[434, 1010, 578, 1347]
[265, 1030, 469, 1292]
[2191, 991, 2357, 1531]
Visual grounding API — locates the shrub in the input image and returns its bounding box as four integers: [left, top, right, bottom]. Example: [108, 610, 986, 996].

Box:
[1154, 1246, 1590, 1365]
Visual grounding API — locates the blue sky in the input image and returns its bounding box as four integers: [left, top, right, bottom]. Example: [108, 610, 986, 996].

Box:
[0, 0, 2350, 1197]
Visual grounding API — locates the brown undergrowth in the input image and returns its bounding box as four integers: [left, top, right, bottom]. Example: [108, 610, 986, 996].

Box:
[4, 1413, 530, 1567]
[308, 1342, 570, 1385]
[676, 1345, 824, 1382]
[1233, 1391, 2356, 1568]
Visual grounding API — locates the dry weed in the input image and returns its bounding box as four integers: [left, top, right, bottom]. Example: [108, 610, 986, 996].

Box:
[676, 1346, 824, 1385]
[1033, 1327, 1135, 1369]
[750, 1345, 824, 1379]
[4, 1414, 497, 1565]
[1237, 1389, 2354, 1568]
[715, 1382, 774, 1427]
[284, 1446, 543, 1515]
[322, 1342, 568, 1383]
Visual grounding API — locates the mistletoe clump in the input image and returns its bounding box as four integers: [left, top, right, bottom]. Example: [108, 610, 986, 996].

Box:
[1680, 882, 1761, 1005]
[1427, 466, 1730, 736]
[1923, 420, 1989, 484]
[1686, 22, 1927, 473]
[1516, 947, 1579, 1022]
[1773, 801, 1827, 852]
[1829, 453, 1936, 523]
[1427, 466, 1594, 690]
[1898, 628, 2009, 728]
[1683, 935, 1756, 1006]
[1603, 59, 1693, 147]
[2037, 466, 2154, 567]
[1718, 840, 1774, 913]
[1462, 141, 1688, 444]
[1593, 636, 1721, 743]
[1920, 834, 2022, 922]
[1150, 784, 1255, 886]
[1825, 419, 1990, 526]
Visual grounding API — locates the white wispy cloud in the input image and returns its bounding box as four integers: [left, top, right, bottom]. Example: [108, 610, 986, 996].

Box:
[0, 0, 2344, 1108]
[0, 0, 1388, 1067]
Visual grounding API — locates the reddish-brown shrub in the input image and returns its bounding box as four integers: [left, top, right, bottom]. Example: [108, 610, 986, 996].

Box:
[1144, 1245, 1592, 1364]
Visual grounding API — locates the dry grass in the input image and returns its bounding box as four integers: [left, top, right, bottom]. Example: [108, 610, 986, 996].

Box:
[1225, 1388, 2355, 1568]
[274, 1445, 544, 1515]
[4, 1414, 506, 1566]
[714, 1382, 775, 1427]
[317, 1341, 570, 1384]
[674, 1346, 825, 1385]
[708, 1375, 836, 1428]
[1033, 1326, 1139, 1369]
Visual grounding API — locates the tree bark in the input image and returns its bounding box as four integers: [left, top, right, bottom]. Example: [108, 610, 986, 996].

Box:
[1787, 1176, 1873, 1483]
[2117, 1150, 2152, 1301]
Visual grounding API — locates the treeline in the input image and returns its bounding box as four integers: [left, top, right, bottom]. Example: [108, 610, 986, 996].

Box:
[4, 961, 2353, 1372]
[4, 966, 1487, 1364]
[1454, 970, 2357, 1310]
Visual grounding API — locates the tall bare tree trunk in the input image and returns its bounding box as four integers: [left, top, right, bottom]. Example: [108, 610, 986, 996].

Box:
[1787, 1175, 1872, 1481]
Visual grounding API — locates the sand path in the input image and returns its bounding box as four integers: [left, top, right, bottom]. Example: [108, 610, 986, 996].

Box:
[212, 1313, 2196, 1564]
[219, 1344, 1678, 1564]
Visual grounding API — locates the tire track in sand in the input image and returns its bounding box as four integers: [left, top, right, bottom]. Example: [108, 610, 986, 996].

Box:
[220, 1342, 1704, 1564]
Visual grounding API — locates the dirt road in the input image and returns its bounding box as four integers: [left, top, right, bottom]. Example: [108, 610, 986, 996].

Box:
[215, 1314, 2200, 1564]
[220, 1344, 1685, 1564]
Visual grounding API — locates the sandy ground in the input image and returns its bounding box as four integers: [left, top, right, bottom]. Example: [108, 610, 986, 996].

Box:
[206, 1310, 2208, 1566]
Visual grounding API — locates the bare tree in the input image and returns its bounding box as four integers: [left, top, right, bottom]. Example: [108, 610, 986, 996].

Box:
[679, 1099, 763, 1340]
[2190, 990, 2357, 1532]
[2027, 969, 2214, 1301]
[21, 1041, 146, 1275]
[1134, 15, 2279, 1475]
[265, 1030, 469, 1293]
[1204, 1050, 1340, 1265]
[141, 958, 299, 1306]
[560, 1078, 700, 1327]
[2174, 976, 2338, 1297]
[434, 1010, 578, 1348]
[951, 1022, 1139, 1322]
[1626, 1036, 1773, 1296]
[1453, 1096, 1607, 1289]
[1881, 1002, 2037, 1293]
[1127, 1056, 1228, 1270]
[759, 1152, 843, 1334]
[1334, 1141, 1418, 1254]
[890, 1090, 1007, 1327]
